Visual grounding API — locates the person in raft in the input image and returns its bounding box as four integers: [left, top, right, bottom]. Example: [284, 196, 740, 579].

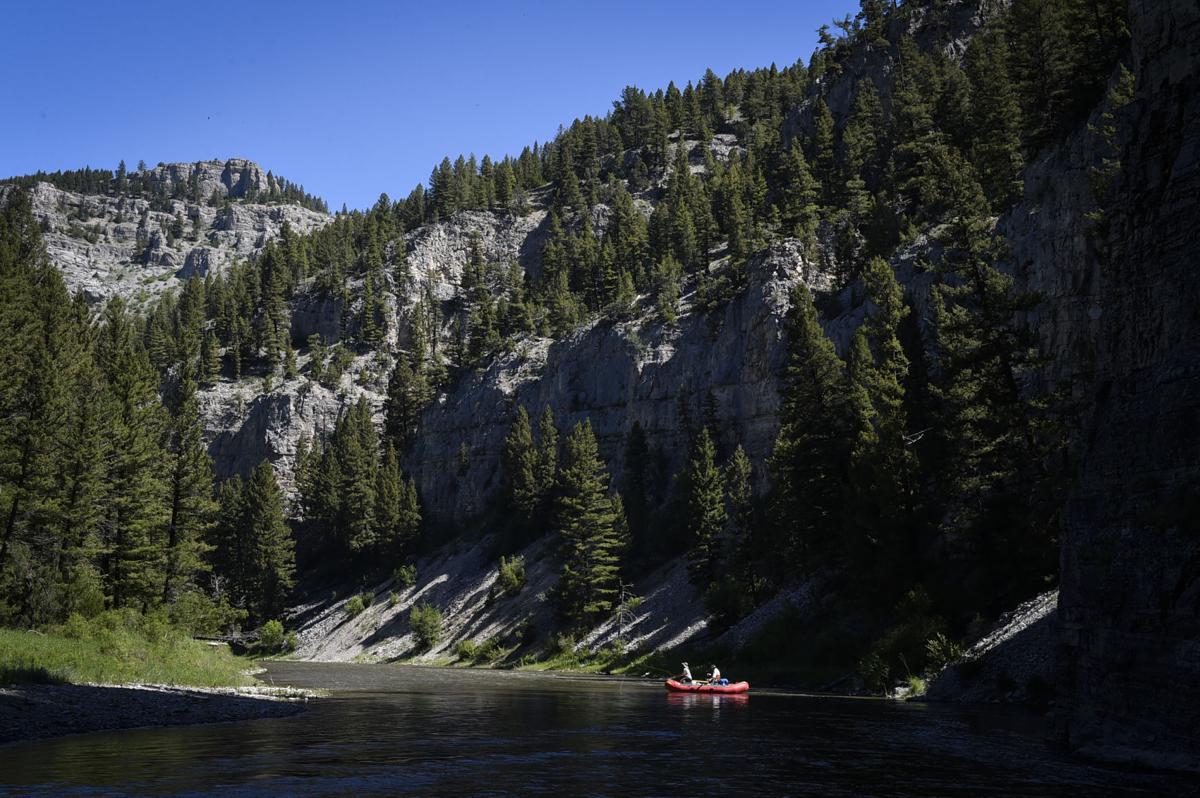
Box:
[680, 662, 694, 683]
[708, 664, 722, 685]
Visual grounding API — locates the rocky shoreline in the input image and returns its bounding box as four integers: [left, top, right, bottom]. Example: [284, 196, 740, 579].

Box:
[0, 682, 314, 746]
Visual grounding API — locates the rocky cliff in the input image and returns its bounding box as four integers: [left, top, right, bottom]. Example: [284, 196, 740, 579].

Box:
[1051, 0, 1200, 772]
[409, 239, 831, 523]
[0, 159, 330, 304]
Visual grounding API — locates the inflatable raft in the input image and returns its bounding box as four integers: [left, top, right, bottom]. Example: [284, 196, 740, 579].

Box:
[664, 678, 750, 694]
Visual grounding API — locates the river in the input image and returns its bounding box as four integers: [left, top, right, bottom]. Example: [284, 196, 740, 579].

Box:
[0, 661, 1192, 796]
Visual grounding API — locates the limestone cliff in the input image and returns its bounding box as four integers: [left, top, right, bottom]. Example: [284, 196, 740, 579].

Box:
[0, 159, 330, 304]
[1051, 0, 1200, 772]
[408, 239, 831, 523]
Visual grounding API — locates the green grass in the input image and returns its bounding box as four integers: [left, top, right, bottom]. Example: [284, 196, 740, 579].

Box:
[0, 611, 252, 688]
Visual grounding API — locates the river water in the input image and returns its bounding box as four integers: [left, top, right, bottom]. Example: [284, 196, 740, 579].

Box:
[0, 661, 1193, 797]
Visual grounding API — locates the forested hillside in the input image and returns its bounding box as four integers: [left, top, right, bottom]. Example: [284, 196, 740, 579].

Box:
[1, 0, 1136, 704]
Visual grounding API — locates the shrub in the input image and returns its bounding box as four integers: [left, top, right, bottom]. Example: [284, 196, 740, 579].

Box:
[496, 555, 526, 597]
[925, 633, 966, 671]
[345, 592, 373, 618]
[393, 565, 418, 589]
[478, 636, 505, 663]
[858, 652, 889, 695]
[552, 633, 577, 659]
[284, 632, 299, 653]
[410, 603, 443, 650]
[168, 590, 247, 637]
[259, 620, 285, 653]
[388, 591, 399, 608]
[455, 639, 478, 661]
[864, 587, 947, 688]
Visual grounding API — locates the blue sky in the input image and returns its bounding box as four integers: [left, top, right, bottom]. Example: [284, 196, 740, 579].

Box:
[2, 0, 853, 210]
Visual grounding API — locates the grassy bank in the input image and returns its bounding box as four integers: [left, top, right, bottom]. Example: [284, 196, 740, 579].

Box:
[0, 611, 251, 688]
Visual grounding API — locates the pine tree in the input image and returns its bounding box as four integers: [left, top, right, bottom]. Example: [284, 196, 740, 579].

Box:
[777, 144, 821, 240]
[384, 357, 428, 451]
[724, 445, 760, 603]
[375, 443, 418, 555]
[841, 79, 884, 189]
[535, 407, 559, 511]
[51, 354, 110, 621]
[334, 397, 379, 554]
[768, 284, 852, 570]
[200, 329, 221, 382]
[685, 427, 727, 588]
[965, 28, 1024, 208]
[556, 421, 622, 621]
[241, 461, 295, 622]
[809, 97, 837, 204]
[96, 299, 169, 610]
[932, 233, 1061, 608]
[652, 255, 683, 325]
[212, 476, 249, 608]
[604, 180, 650, 284]
[161, 372, 216, 604]
[1007, 0, 1070, 149]
[504, 406, 538, 519]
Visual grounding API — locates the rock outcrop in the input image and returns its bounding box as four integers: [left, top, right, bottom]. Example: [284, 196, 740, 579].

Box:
[926, 590, 1058, 705]
[407, 239, 832, 523]
[0, 159, 330, 305]
[1050, 0, 1200, 773]
[139, 158, 273, 202]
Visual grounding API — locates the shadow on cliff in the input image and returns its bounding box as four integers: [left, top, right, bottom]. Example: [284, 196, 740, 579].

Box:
[926, 604, 1058, 707]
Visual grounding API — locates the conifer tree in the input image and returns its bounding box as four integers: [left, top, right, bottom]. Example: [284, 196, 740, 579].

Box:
[200, 329, 221, 383]
[652, 255, 683, 326]
[809, 98, 837, 204]
[96, 299, 169, 610]
[384, 357, 430, 451]
[777, 143, 821, 240]
[535, 407, 559, 508]
[685, 427, 727, 588]
[556, 420, 622, 621]
[504, 406, 538, 519]
[724, 445, 760, 602]
[375, 443, 419, 555]
[212, 476, 249, 607]
[1007, 0, 1069, 149]
[769, 284, 852, 569]
[841, 79, 884, 189]
[965, 29, 1024, 208]
[51, 354, 110, 621]
[161, 372, 216, 604]
[334, 397, 379, 554]
[241, 461, 295, 622]
[932, 233, 1060, 607]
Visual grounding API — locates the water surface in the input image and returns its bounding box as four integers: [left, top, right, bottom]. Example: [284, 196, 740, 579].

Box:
[0, 661, 1192, 796]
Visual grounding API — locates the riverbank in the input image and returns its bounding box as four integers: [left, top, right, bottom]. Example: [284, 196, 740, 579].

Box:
[0, 612, 251, 688]
[0, 682, 311, 745]
[0, 612, 317, 745]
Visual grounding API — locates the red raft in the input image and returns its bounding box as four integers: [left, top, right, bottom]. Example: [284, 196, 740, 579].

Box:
[664, 678, 750, 694]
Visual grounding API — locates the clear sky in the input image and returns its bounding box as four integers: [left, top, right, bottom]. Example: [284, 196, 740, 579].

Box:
[2, 0, 854, 210]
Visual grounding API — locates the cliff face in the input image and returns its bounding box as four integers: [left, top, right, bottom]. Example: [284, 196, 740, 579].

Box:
[0, 159, 329, 304]
[1050, 0, 1200, 771]
[408, 239, 832, 523]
